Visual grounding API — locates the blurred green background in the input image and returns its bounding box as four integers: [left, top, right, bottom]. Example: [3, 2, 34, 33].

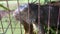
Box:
[0, 0, 60, 10]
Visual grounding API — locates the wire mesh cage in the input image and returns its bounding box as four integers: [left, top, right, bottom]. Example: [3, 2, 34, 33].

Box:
[0, 0, 60, 34]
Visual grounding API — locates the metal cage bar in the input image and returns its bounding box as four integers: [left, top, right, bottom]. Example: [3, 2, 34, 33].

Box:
[28, 0, 30, 34]
[17, 0, 22, 34]
[47, 0, 51, 34]
[56, 7, 60, 34]
[5, 0, 13, 34]
[38, 0, 41, 34]
[0, 14, 4, 33]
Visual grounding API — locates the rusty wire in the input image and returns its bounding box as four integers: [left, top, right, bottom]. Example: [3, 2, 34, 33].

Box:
[28, 0, 30, 34]
[0, 14, 4, 33]
[56, 7, 60, 34]
[5, 0, 13, 34]
[38, 0, 41, 34]
[17, 0, 22, 34]
[47, 0, 51, 34]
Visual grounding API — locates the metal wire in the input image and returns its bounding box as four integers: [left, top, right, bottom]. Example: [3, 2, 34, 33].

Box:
[28, 0, 30, 34]
[17, 0, 22, 34]
[38, 0, 41, 34]
[56, 7, 60, 34]
[5, 0, 13, 34]
[0, 14, 4, 33]
[47, 0, 51, 34]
